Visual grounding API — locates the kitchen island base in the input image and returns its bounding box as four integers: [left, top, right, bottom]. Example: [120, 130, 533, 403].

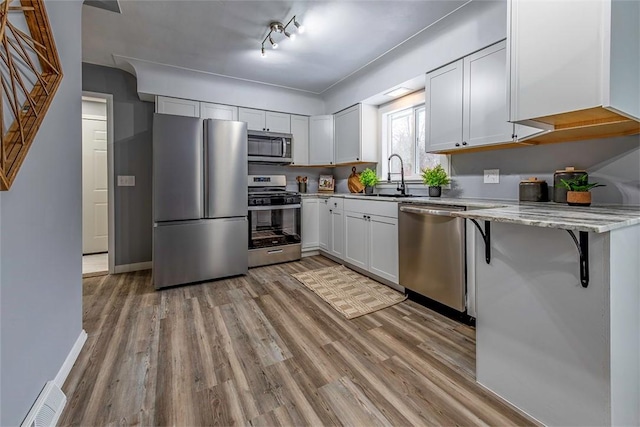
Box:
[474, 222, 639, 426]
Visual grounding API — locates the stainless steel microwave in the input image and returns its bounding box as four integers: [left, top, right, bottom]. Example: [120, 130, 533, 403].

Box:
[247, 130, 293, 164]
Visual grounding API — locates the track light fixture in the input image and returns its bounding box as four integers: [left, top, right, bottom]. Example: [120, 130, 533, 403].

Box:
[261, 15, 303, 57]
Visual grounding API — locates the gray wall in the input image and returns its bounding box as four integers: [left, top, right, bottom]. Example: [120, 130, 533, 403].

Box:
[449, 135, 640, 205]
[0, 1, 83, 425]
[82, 63, 154, 266]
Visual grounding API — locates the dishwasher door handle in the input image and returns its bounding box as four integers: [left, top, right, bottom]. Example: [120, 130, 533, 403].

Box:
[399, 206, 458, 217]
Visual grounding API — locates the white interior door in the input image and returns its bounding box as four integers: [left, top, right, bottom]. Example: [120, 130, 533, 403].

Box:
[82, 117, 108, 254]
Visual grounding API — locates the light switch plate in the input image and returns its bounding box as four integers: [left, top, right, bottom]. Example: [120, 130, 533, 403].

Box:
[117, 175, 135, 187]
[484, 169, 500, 184]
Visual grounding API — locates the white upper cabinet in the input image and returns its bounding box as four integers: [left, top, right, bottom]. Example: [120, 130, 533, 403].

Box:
[265, 112, 291, 133]
[425, 59, 464, 152]
[291, 115, 309, 166]
[463, 41, 513, 148]
[334, 104, 378, 164]
[200, 102, 238, 121]
[426, 41, 546, 153]
[309, 115, 334, 165]
[156, 96, 200, 117]
[238, 108, 291, 133]
[507, 0, 639, 139]
[238, 108, 266, 131]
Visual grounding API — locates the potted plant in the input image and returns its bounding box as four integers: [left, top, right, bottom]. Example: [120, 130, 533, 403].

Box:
[421, 164, 450, 197]
[359, 168, 379, 195]
[560, 175, 605, 206]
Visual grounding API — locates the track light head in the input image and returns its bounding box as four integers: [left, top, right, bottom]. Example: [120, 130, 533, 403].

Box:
[269, 35, 278, 49]
[294, 19, 305, 34]
[261, 46, 266, 57]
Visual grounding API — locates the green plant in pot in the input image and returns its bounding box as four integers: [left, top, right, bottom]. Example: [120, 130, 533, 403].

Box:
[559, 175, 605, 206]
[421, 164, 450, 197]
[359, 168, 380, 195]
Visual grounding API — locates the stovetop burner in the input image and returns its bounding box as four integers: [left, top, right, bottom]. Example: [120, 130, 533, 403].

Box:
[247, 175, 300, 206]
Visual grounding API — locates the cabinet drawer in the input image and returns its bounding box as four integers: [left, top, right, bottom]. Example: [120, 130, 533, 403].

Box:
[344, 199, 398, 218]
[328, 197, 343, 211]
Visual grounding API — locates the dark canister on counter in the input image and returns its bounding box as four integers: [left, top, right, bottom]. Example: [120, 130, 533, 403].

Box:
[553, 167, 587, 203]
[519, 177, 549, 202]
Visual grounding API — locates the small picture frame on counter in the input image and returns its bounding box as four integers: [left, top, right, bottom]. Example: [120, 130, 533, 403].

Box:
[318, 175, 335, 193]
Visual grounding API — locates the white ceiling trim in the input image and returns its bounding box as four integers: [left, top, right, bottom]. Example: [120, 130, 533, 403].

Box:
[319, 0, 473, 95]
[111, 54, 321, 95]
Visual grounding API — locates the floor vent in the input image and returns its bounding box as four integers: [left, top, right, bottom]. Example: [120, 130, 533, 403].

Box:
[21, 381, 66, 427]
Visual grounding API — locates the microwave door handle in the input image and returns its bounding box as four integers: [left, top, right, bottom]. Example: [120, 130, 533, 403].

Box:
[282, 137, 286, 158]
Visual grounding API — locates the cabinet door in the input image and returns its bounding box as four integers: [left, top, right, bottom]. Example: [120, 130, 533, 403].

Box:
[463, 41, 513, 148]
[344, 212, 368, 269]
[425, 59, 463, 152]
[368, 215, 399, 284]
[265, 112, 291, 133]
[309, 115, 334, 165]
[318, 199, 330, 251]
[156, 96, 200, 117]
[334, 104, 361, 164]
[291, 115, 309, 166]
[329, 209, 344, 259]
[200, 102, 238, 121]
[302, 199, 319, 250]
[238, 108, 266, 131]
[507, 0, 603, 122]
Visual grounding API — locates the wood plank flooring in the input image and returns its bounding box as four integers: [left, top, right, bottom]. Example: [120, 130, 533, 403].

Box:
[59, 256, 535, 426]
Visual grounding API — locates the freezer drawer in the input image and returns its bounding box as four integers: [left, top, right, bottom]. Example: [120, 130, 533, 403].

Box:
[153, 217, 248, 289]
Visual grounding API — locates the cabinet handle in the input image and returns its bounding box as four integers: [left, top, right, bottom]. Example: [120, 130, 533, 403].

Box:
[367, 216, 371, 220]
[330, 209, 333, 213]
[263, 128, 265, 131]
[267, 128, 270, 131]
[363, 215, 366, 219]
[334, 203, 337, 207]
[455, 143, 460, 147]
[462, 141, 468, 146]
[356, 157, 359, 161]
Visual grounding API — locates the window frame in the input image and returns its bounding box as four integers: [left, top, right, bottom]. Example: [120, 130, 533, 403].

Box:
[379, 91, 449, 184]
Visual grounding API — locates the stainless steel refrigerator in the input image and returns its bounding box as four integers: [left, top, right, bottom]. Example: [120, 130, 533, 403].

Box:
[152, 113, 248, 289]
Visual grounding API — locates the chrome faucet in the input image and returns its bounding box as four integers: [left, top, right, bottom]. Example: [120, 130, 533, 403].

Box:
[387, 154, 406, 196]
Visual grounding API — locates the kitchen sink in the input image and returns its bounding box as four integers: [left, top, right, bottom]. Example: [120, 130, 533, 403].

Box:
[367, 194, 417, 198]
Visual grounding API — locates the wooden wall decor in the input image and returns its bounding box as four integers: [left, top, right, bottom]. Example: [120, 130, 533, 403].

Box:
[0, 0, 62, 191]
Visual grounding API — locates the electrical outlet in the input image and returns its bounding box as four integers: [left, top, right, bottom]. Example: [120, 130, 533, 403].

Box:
[117, 175, 135, 187]
[484, 169, 500, 184]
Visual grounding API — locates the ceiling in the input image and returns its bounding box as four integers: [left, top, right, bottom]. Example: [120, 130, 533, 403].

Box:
[82, 1, 468, 94]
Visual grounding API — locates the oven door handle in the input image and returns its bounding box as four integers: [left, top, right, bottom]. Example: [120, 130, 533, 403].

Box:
[248, 204, 301, 211]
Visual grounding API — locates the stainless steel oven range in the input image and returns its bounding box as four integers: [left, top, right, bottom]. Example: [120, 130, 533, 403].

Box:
[248, 175, 301, 267]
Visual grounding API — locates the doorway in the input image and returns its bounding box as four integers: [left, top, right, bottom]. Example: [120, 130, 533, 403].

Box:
[81, 93, 115, 276]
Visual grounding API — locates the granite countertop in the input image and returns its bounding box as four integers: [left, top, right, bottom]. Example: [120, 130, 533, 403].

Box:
[300, 193, 640, 233]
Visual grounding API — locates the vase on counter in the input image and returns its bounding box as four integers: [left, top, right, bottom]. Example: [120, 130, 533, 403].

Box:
[428, 186, 442, 197]
[365, 186, 374, 195]
[567, 191, 591, 206]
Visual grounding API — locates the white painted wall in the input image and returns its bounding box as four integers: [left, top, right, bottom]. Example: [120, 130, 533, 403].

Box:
[116, 56, 325, 116]
[0, 1, 83, 424]
[321, 0, 506, 114]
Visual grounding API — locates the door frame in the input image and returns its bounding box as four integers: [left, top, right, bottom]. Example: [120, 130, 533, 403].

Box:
[82, 91, 115, 275]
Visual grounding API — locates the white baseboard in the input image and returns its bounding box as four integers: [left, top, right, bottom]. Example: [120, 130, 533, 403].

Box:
[302, 249, 320, 257]
[114, 261, 152, 274]
[54, 329, 87, 388]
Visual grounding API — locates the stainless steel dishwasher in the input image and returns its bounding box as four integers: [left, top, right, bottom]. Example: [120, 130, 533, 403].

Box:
[399, 204, 466, 312]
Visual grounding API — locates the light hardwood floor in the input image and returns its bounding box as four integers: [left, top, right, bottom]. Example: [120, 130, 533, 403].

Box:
[60, 256, 535, 426]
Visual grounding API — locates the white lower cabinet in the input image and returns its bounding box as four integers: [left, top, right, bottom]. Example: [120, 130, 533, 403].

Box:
[344, 212, 369, 269]
[301, 199, 319, 250]
[343, 200, 399, 285]
[318, 198, 330, 251]
[368, 215, 399, 283]
[329, 209, 343, 259]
